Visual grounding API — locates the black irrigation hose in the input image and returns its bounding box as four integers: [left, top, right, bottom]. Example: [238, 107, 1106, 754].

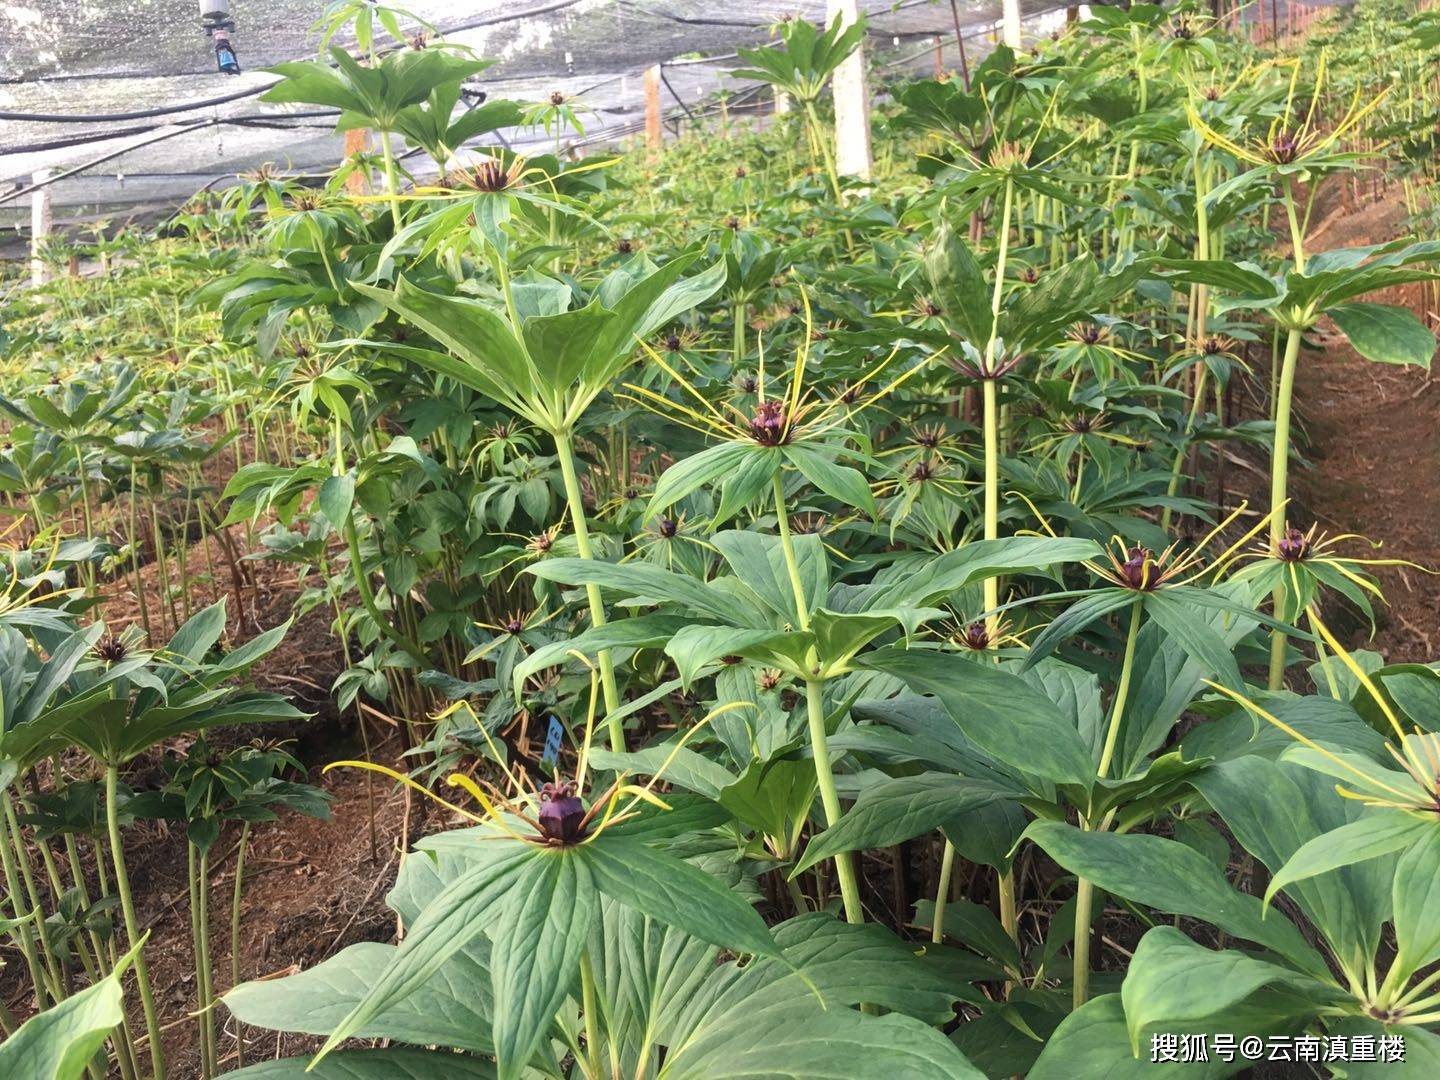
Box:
[0, 0, 589, 123]
[0, 120, 221, 206]
[0, 82, 280, 124]
[3, 109, 342, 156]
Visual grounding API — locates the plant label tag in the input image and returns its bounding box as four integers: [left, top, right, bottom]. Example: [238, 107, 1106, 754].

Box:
[541, 714, 565, 771]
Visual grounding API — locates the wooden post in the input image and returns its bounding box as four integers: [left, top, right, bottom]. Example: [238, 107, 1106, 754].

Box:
[1002, 0, 1023, 47]
[644, 64, 662, 157]
[344, 128, 371, 193]
[30, 169, 52, 288]
[827, 0, 872, 184]
[1067, 6, 1080, 24]
[947, 0, 971, 89]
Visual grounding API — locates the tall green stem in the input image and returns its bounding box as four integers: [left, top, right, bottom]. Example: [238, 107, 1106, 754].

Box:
[773, 472, 862, 924]
[0, 795, 52, 1012]
[1074, 598, 1144, 1008]
[931, 840, 954, 944]
[805, 680, 863, 924]
[802, 101, 844, 203]
[554, 431, 624, 752]
[1095, 599, 1144, 781]
[1267, 326, 1305, 690]
[231, 822, 251, 1070]
[106, 765, 165, 1080]
[379, 131, 403, 231]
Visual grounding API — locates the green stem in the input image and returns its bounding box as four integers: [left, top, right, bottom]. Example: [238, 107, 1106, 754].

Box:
[188, 844, 214, 1079]
[931, 840, 954, 944]
[199, 847, 217, 1078]
[4, 793, 63, 1000]
[1095, 598, 1145, 781]
[733, 301, 746, 367]
[106, 765, 165, 1080]
[0, 794, 52, 1012]
[802, 101, 844, 203]
[1074, 599, 1144, 1007]
[1072, 870, 1097, 1008]
[772, 473, 861, 923]
[1161, 365, 1208, 533]
[772, 472, 811, 633]
[379, 130, 403, 231]
[981, 379, 1000, 623]
[805, 680, 863, 924]
[554, 430, 624, 752]
[579, 949, 602, 1078]
[1267, 327, 1305, 690]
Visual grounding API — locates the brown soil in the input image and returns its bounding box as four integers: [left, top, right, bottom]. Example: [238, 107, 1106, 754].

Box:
[1, 511, 441, 1076]
[1289, 191, 1440, 662]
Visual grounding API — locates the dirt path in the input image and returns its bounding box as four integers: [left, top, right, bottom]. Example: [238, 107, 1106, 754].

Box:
[1291, 194, 1440, 662]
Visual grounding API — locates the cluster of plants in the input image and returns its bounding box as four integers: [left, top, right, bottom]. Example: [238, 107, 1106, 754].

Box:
[2, 0, 1440, 1076]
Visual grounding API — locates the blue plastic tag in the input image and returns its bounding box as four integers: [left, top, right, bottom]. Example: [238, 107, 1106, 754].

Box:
[541, 714, 565, 771]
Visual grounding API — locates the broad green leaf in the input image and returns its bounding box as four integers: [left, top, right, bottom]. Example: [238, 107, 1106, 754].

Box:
[512, 614, 689, 694]
[1030, 995, 1239, 1079]
[1120, 927, 1335, 1055]
[670, 1008, 985, 1079]
[1142, 591, 1243, 691]
[648, 441, 753, 518]
[0, 940, 138, 1080]
[581, 834, 778, 957]
[1195, 757, 1390, 958]
[859, 649, 1095, 787]
[1264, 810, 1431, 905]
[1328, 302, 1436, 368]
[664, 624, 798, 686]
[847, 536, 1102, 612]
[318, 473, 355, 531]
[1393, 829, 1440, 981]
[794, 773, 1020, 873]
[488, 850, 595, 1080]
[588, 743, 736, 800]
[528, 558, 756, 626]
[311, 840, 534, 1064]
[785, 444, 876, 519]
[224, 940, 494, 1053]
[1024, 821, 1329, 977]
[711, 529, 827, 628]
[223, 1049, 497, 1079]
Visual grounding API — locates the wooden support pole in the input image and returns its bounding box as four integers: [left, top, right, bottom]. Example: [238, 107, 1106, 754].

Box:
[1002, 0, 1023, 47]
[933, 35, 944, 79]
[827, 0, 872, 184]
[30, 169, 52, 288]
[947, 0, 971, 89]
[344, 128, 371, 193]
[644, 64, 662, 157]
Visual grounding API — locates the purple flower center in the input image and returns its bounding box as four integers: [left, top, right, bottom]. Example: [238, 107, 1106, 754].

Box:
[537, 781, 587, 844]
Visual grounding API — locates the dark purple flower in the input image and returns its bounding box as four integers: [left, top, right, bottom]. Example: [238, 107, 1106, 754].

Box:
[958, 621, 991, 650]
[1117, 546, 1161, 590]
[1277, 527, 1312, 562]
[750, 400, 789, 445]
[537, 781, 587, 844]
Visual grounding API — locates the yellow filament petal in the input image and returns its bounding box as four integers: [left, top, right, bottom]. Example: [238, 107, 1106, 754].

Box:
[1307, 608, 1405, 740]
[324, 759, 485, 824]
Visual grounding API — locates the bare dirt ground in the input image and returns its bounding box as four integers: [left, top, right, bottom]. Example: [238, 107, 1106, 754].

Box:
[1290, 191, 1440, 661]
